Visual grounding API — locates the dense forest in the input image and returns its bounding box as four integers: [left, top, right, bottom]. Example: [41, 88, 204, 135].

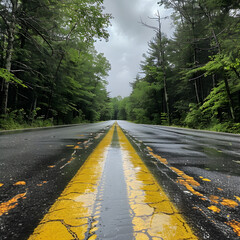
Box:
[1, 1, 240, 133]
[0, 0, 113, 129]
[113, 0, 240, 133]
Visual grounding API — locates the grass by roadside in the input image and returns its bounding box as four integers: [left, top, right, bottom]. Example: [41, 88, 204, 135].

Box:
[0, 118, 54, 131]
[0, 109, 92, 131]
[168, 122, 240, 134]
[125, 120, 240, 135]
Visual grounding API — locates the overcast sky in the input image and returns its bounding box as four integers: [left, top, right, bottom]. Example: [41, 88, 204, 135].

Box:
[95, 0, 173, 98]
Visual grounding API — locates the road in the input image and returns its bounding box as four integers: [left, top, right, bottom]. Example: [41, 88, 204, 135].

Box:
[0, 121, 114, 239]
[117, 121, 240, 239]
[0, 121, 240, 239]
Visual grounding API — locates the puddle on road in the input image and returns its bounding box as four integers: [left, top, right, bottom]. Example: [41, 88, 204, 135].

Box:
[28, 124, 197, 240]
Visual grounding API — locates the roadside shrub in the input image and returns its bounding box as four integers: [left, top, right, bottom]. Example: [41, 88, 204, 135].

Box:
[184, 103, 203, 128]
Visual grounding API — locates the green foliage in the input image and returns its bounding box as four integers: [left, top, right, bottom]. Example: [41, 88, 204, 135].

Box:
[1, 0, 240, 134]
[0, 0, 112, 127]
[120, 0, 240, 133]
[210, 122, 240, 133]
[184, 80, 238, 130]
[184, 53, 240, 80]
[184, 104, 203, 129]
[160, 113, 168, 125]
[0, 109, 53, 130]
[0, 68, 27, 87]
[200, 81, 228, 118]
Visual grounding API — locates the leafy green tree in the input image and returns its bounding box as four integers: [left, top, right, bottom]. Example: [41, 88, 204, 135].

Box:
[0, 0, 112, 128]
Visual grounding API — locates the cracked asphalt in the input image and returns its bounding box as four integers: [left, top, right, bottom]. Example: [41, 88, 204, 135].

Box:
[0, 120, 240, 239]
[0, 121, 114, 240]
[28, 124, 197, 240]
[117, 121, 240, 240]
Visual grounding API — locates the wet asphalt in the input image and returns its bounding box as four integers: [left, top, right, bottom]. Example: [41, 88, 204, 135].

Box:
[117, 120, 240, 240]
[0, 120, 240, 239]
[95, 128, 133, 239]
[0, 121, 114, 240]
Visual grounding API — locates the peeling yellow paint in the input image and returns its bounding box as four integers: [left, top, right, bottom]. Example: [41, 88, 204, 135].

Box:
[66, 145, 74, 147]
[172, 168, 200, 187]
[146, 144, 219, 203]
[176, 179, 203, 197]
[201, 178, 211, 182]
[208, 205, 221, 213]
[221, 198, 238, 208]
[226, 220, 240, 236]
[29, 124, 198, 240]
[235, 196, 240, 202]
[146, 146, 204, 199]
[28, 125, 115, 240]
[0, 183, 3, 187]
[209, 195, 219, 204]
[218, 188, 223, 191]
[48, 165, 55, 168]
[0, 192, 26, 216]
[150, 151, 168, 164]
[147, 146, 153, 152]
[14, 181, 26, 186]
[117, 125, 198, 240]
[67, 157, 75, 164]
[37, 181, 47, 187]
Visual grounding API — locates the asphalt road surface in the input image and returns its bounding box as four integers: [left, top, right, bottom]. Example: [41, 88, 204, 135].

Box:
[117, 120, 240, 240]
[0, 120, 240, 240]
[0, 121, 114, 240]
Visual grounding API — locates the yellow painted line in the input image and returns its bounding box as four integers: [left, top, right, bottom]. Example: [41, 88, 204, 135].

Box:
[29, 123, 197, 239]
[235, 196, 240, 202]
[13, 181, 26, 186]
[208, 205, 221, 213]
[221, 198, 238, 208]
[48, 165, 55, 168]
[116, 125, 198, 240]
[0, 192, 27, 216]
[226, 220, 240, 237]
[28, 125, 115, 240]
[201, 178, 211, 182]
[145, 131, 240, 237]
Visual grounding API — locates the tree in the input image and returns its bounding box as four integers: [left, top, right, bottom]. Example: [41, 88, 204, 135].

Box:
[0, 0, 111, 117]
[140, 12, 171, 124]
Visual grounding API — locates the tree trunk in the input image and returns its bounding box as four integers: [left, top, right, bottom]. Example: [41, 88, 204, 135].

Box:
[157, 13, 170, 125]
[0, 81, 9, 115]
[191, 21, 201, 104]
[194, 80, 200, 104]
[205, 9, 236, 121]
[45, 52, 64, 119]
[223, 76, 235, 121]
[0, 1, 18, 115]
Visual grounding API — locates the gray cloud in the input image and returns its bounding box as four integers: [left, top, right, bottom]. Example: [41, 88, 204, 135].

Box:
[95, 0, 173, 97]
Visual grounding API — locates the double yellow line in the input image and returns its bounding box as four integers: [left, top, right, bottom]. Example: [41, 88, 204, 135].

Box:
[29, 123, 197, 240]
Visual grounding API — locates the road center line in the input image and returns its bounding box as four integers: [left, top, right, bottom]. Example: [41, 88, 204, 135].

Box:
[28, 123, 198, 239]
[28, 124, 115, 240]
[117, 125, 198, 240]
[94, 126, 133, 239]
